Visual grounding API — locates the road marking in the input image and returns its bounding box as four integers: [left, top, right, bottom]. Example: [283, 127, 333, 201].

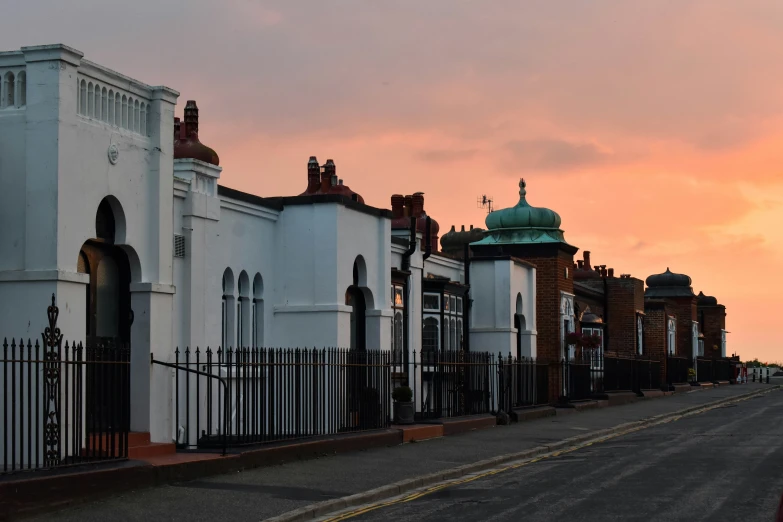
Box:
[318, 391, 774, 521]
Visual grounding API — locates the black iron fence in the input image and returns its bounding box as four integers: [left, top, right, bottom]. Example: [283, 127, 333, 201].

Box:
[412, 349, 498, 420]
[666, 354, 691, 385]
[497, 356, 550, 412]
[603, 355, 662, 393]
[695, 357, 734, 383]
[1, 295, 130, 476]
[562, 358, 593, 401]
[154, 347, 391, 454]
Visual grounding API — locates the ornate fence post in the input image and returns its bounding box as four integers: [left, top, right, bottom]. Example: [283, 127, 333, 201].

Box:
[41, 294, 63, 468]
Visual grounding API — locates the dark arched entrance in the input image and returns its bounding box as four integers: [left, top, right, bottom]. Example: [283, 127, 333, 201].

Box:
[77, 198, 132, 433]
[345, 261, 367, 352]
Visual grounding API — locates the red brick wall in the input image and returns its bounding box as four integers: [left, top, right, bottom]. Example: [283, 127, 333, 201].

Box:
[606, 277, 644, 357]
[671, 296, 697, 358]
[700, 305, 726, 359]
[524, 253, 574, 363]
[644, 303, 670, 383]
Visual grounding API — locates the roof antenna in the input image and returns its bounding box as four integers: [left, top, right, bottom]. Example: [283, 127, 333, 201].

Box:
[477, 194, 494, 214]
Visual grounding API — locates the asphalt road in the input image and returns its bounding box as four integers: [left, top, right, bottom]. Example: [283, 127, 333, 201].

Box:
[340, 390, 783, 522]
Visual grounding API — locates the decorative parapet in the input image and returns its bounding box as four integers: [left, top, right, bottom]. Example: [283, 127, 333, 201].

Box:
[173, 158, 222, 197]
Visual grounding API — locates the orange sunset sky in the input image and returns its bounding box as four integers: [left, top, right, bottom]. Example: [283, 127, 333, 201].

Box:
[6, 1, 782, 362]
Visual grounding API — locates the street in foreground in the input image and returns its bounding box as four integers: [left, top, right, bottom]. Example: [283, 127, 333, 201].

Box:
[336, 390, 783, 522]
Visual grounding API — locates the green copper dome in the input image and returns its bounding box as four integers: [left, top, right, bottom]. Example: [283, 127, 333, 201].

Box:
[472, 179, 572, 246]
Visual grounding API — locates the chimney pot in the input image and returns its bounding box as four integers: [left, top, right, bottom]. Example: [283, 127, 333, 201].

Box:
[584, 251, 592, 270]
[577, 260, 584, 269]
[470, 225, 473, 230]
[608, 268, 614, 278]
[391, 195, 405, 218]
[404, 195, 413, 218]
[461, 225, 465, 232]
[184, 100, 199, 137]
[411, 192, 425, 216]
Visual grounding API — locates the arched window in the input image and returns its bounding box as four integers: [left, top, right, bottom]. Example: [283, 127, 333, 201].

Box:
[127, 97, 134, 131]
[140, 103, 147, 136]
[252, 273, 264, 348]
[422, 317, 439, 361]
[87, 82, 94, 118]
[237, 271, 250, 348]
[80, 80, 87, 115]
[16, 71, 25, 107]
[222, 269, 235, 348]
[107, 90, 114, 124]
[94, 84, 102, 120]
[101, 87, 108, 121]
[114, 93, 121, 126]
[4, 72, 15, 108]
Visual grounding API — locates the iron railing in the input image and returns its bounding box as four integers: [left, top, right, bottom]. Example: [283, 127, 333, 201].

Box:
[666, 354, 691, 386]
[562, 358, 593, 401]
[695, 357, 734, 383]
[157, 347, 392, 452]
[497, 356, 550, 412]
[1, 295, 130, 475]
[412, 349, 498, 420]
[603, 355, 662, 393]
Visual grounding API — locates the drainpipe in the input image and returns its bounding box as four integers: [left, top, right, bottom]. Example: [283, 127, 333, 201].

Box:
[422, 217, 432, 261]
[401, 216, 417, 272]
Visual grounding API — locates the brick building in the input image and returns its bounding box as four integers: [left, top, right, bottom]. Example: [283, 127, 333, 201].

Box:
[697, 291, 727, 359]
[644, 268, 697, 359]
[572, 251, 646, 358]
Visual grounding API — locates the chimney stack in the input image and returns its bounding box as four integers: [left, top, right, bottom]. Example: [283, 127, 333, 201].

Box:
[608, 268, 614, 278]
[307, 156, 320, 193]
[321, 159, 335, 192]
[584, 251, 592, 271]
[404, 195, 413, 218]
[184, 100, 199, 137]
[577, 260, 584, 269]
[412, 192, 425, 216]
[391, 195, 405, 218]
[174, 117, 181, 140]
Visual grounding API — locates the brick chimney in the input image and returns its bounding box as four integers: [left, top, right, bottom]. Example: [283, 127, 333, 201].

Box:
[404, 195, 413, 218]
[412, 192, 425, 216]
[391, 194, 405, 219]
[608, 268, 615, 278]
[321, 159, 335, 192]
[584, 251, 592, 271]
[306, 156, 320, 194]
[183, 100, 199, 137]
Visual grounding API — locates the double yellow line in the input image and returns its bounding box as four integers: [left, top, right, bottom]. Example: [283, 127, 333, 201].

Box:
[320, 393, 763, 522]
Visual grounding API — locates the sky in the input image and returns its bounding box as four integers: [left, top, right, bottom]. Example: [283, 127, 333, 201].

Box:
[4, 0, 782, 362]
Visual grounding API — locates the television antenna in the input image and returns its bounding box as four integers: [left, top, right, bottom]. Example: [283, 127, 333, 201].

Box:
[477, 194, 494, 214]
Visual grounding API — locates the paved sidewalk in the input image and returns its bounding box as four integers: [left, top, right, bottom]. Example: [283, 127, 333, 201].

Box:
[33, 383, 776, 522]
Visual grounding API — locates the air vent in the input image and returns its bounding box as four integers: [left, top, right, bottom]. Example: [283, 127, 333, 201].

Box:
[173, 234, 186, 258]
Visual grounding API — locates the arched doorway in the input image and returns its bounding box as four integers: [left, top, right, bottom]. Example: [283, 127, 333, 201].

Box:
[345, 260, 367, 352]
[77, 197, 132, 432]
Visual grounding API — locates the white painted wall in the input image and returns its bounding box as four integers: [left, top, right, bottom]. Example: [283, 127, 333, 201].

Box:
[469, 259, 536, 358]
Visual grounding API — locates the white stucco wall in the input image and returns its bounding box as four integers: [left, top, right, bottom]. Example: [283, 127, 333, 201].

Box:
[469, 258, 536, 358]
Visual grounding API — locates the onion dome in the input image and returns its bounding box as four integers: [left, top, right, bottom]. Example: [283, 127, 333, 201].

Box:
[579, 306, 603, 324]
[173, 100, 220, 166]
[697, 291, 718, 306]
[645, 268, 695, 298]
[472, 179, 573, 246]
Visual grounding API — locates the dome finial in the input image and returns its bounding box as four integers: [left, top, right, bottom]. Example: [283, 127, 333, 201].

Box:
[519, 178, 527, 199]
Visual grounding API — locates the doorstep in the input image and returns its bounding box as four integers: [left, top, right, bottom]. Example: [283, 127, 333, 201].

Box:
[671, 383, 693, 393]
[641, 389, 667, 399]
[440, 414, 498, 436]
[510, 406, 557, 423]
[716, 380, 731, 386]
[698, 382, 715, 388]
[393, 424, 444, 443]
[605, 391, 639, 406]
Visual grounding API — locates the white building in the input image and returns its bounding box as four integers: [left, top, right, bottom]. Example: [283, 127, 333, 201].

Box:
[0, 44, 535, 457]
